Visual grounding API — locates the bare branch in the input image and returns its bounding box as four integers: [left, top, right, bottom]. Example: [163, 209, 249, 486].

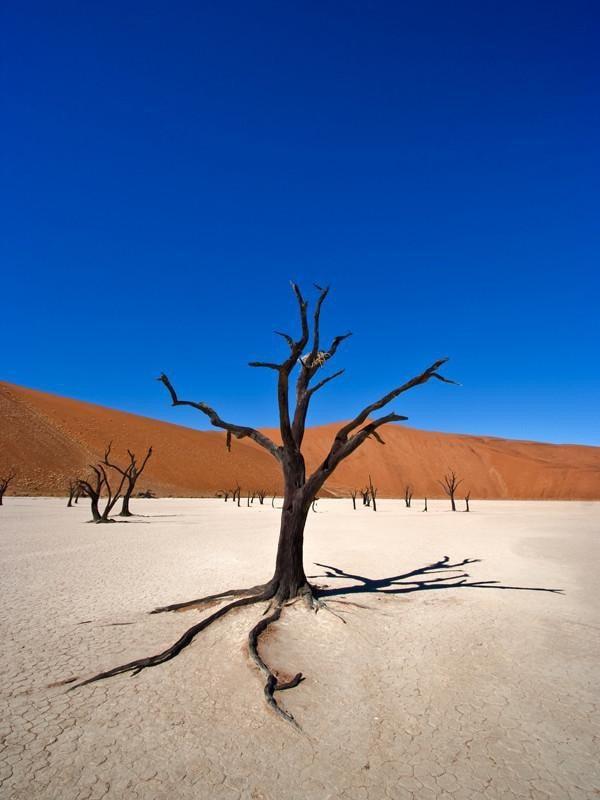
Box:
[157, 373, 282, 462]
[334, 358, 454, 444]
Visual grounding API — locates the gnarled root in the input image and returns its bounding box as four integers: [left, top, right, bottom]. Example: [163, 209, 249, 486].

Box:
[69, 587, 275, 690]
[150, 581, 272, 614]
[248, 605, 304, 729]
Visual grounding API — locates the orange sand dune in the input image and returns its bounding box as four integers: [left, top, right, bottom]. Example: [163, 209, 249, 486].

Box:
[1, 381, 599, 499]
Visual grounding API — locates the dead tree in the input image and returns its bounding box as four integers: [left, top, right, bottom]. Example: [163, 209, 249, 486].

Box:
[77, 460, 128, 523]
[350, 489, 358, 510]
[73, 283, 456, 726]
[257, 490, 267, 505]
[437, 469, 463, 511]
[217, 489, 230, 502]
[361, 487, 371, 507]
[67, 479, 79, 507]
[368, 475, 378, 512]
[404, 484, 413, 508]
[423, 497, 428, 512]
[465, 491, 471, 512]
[102, 443, 152, 517]
[0, 470, 16, 506]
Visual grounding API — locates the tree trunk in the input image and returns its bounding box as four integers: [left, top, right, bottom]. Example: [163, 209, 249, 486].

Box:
[270, 489, 310, 601]
[90, 497, 101, 521]
[450, 494, 456, 511]
[120, 490, 133, 516]
[0, 494, 3, 506]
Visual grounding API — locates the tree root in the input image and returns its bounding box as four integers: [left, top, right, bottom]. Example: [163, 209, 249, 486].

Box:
[248, 605, 304, 729]
[69, 588, 275, 690]
[69, 580, 334, 730]
[150, 582, 271, 614]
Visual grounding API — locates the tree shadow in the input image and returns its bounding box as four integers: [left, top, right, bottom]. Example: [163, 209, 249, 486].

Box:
[309, 556, 564, 599]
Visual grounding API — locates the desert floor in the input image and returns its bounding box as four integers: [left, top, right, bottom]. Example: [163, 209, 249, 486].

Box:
[1, 498, 599, 800]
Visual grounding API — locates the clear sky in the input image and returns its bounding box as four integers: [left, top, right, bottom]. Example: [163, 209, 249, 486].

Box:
[2, 2, 599, 445]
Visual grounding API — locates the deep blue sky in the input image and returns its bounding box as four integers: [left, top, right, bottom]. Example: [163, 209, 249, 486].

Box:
[2, 2, 599, 444]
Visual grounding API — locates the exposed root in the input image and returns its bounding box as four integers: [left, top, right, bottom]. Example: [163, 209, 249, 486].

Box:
[150, 582, 271, 614]
[69, 589, 274, 690]
[248, 605, 304, 730]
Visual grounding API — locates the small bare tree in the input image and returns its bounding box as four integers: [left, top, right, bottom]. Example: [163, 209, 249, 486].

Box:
[0, 470, 16, 506]
[437, 469, 463, 511]
[67, 478, 79, 507]
[350, 488, 358, 510]
[423, 497, 428, 512]
[256, 490, 267, 505]
[77, 460, 128, 523]
[102, 443, 153, 517]
[465, 491, 471, 512]
[368, 475, 378, 512]
[404, 484, 413, 508]
[361, 487, 371, 507]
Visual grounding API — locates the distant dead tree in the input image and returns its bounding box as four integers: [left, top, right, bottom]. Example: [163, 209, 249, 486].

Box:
[0, 470, 16, 506]
[368, 475, 378, 512]
[464, 491, 471, 513]
[102, 443, 153, 517]
[74, 283, 456, 727]
[217, 489, 230, 502]
[67, 479, 79, 507]
[137, 489, 156, 499]
[361, 487, 371, 507]
[350, 488, 358, 510]
[233, 484, 241, 507]
[437, 469, 463, 512]
[404, 484, 413, 508]
[77, 461, 127, 523]
[423, 497, 428, 512]
[256, 490, 267, 505]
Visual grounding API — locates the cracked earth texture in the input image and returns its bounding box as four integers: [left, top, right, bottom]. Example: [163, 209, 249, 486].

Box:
[1, 498, 599, 799]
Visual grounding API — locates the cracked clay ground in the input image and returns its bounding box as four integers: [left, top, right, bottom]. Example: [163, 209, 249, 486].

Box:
[1, 498, 599, 799]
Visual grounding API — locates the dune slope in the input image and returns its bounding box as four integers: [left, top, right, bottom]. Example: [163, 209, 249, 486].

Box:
[1, 381, 599, 498]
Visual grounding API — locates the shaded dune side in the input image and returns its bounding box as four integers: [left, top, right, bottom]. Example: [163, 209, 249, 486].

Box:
[1, 381, 599, 499]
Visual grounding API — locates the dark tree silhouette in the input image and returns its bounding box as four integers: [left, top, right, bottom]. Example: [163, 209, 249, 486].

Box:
[465, 491, 471, 513]
[217, 489, 230, 502]
[102, 443, 153, 517]
[350, 489, 358, 510]
[77, 459, 128, 523]
[256, 490, 267, 505]
[404, 484, 413, 508]
[368, 475, 378, 512]
[361, 487, 371, 507]
[67, 479, 79, 508]
[0, 470, 16, 506]
[437, 469, 463, 511]
[72, 283, 457, 726]
[423, 497, 428, 512]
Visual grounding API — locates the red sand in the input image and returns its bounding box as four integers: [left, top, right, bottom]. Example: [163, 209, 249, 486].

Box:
[1, 381, 599, 499]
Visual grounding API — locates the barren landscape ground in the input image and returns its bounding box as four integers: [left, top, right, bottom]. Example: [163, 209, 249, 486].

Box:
[1, 498, 599, 800]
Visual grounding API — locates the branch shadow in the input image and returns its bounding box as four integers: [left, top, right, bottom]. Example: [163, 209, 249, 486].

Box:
[309, 556, 564, 599]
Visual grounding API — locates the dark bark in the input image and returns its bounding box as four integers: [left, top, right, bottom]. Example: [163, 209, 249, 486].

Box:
[350, 489, 357, 510]
[465, 492, 471, 512]
[423, 497, 428, 512]
[404, 484, 413, 508]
